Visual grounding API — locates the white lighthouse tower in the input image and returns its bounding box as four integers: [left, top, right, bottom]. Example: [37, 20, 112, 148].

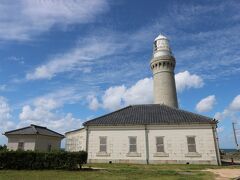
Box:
[150, 34, 178, 108]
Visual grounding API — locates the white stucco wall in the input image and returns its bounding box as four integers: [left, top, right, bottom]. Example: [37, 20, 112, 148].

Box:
[147, 126, 218, 164]
[7, 135, 36, 151]
[65, 128, 86, 152]
[35, 135, 62, 151]
[88, 126, 146, 164]
[87, 125, 219, 165]
[6, 134, 62, 151]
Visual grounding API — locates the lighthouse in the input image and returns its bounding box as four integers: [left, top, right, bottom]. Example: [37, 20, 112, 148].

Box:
[150, 34, 178, 108]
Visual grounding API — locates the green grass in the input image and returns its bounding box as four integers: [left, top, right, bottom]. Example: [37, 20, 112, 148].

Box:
[0, 163, 239, 180]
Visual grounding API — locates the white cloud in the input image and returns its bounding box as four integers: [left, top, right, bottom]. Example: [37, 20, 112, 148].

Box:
[87, 95, 100, 111]
[214, 94, 240, 123]
[102, 85, 126, 111]
[19, 105, 81, 133]
[88, 78, 153, 111]
[0, 0, 108, 41]
[90, 71, 204, 111]
[214, 110, 230, 121]
[0, 97, 14, 128]
[217, 126, 224, 133]
[26, 36, 124, 80]
[196, 95, 216, 113]
[19, 88, 83, 133]
[175, 71, 204, 92]
[229, 95, 240, 111]
[102, 78, 153, 111]
[0, 97, 15, 144]
[123, 78, 153, 105]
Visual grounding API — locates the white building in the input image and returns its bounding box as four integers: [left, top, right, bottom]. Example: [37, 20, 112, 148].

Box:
[4, 124, 64, 151]
[65, 34, 221, 165]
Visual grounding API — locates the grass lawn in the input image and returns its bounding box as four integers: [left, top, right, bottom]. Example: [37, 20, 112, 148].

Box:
[0, 164, 239, 180]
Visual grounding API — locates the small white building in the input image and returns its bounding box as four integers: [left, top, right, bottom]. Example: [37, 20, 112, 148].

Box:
[4, 124, 64, 151]
[65, 34, 221, 165]
[65, 128, 86, 152]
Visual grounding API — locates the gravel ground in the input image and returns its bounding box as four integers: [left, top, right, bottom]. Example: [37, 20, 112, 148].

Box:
[206, 169, 240, 180]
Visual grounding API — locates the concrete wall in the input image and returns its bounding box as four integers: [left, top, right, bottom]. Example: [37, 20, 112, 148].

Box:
[35, 135, 62, 151]
[153, 69, 178, 108]
[6, 135, 62, 151]
[88, 126, 146, 164]
[87, 125, 219, 165]
[7, 135, 36, 151]
[148, 126, 218, 164]
[65, 128, 86, 152]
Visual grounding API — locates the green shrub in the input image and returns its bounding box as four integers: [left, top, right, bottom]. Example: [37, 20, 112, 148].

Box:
[0, 151, 87, 170]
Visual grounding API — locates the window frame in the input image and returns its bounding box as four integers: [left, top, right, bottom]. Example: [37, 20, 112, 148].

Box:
[18, 142, 24, 151]
[48, 144, 52, 152]
[99, 136, 107, 153]
[156, 136, 165, 153]
[187, 136, 197, 153]
[128, 136, 137, 153]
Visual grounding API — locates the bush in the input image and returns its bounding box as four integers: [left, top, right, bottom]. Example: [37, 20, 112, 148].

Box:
[0, 145, 7, 152]
[0, 151, 87, 170]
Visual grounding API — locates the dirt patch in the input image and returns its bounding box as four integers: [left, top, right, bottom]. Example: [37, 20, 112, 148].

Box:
[206, 169, 240, 180]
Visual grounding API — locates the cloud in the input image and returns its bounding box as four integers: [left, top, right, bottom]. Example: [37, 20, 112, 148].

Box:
[19, 105, 81, 133]
[0, 0, 108, 41]
[102, 85, 126, 111]
[33, 87, 81, 108]
[0, 97, 15, 144]
[87, 95, 100, 111]
[7, 56, 25, 64]
[214, 94, 240, 123]
[19, 88, 83, 133]
[229, 95, 240, 111]
[0, 85, 6, 91]
[26, 36, 124, 80]
[175, 71, 204, 92]
[217, 126, 224, 133]
[0, 97, 15, 130]
[87, 78, 153, 111]
[196, 95, 216, 113]
[89, 72, 203, 111]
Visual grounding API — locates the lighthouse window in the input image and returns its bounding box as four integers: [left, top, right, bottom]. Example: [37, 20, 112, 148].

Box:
[154, 41, 157, 50]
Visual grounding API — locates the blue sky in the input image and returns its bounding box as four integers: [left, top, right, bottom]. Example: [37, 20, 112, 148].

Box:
[0, 0, 240, 148]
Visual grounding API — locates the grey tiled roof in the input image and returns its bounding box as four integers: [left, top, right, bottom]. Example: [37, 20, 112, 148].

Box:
[4, 124, 64, 138]
[83, 104, 216, 126]
[65, 127, 85, 134]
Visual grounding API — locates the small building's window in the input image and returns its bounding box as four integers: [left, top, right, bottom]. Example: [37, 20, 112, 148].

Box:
[18, 142, 24, 151]
[99, 136, 107, 152]
[156, 137, 164, 152]
[187, 136, 196, 152]
[48, 144, 52, 152]
[129, 136, 137, 153]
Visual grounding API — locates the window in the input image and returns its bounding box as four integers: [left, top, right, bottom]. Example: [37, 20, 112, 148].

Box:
[154, 41, 157, 50]
[187, 136, 196, 153]
[48, 144, 52, 152]
[18, 142, 24, 150]
[129, 137, 137, 153]
[156, 137, 164, 152]
[99, 137, 107, 152]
